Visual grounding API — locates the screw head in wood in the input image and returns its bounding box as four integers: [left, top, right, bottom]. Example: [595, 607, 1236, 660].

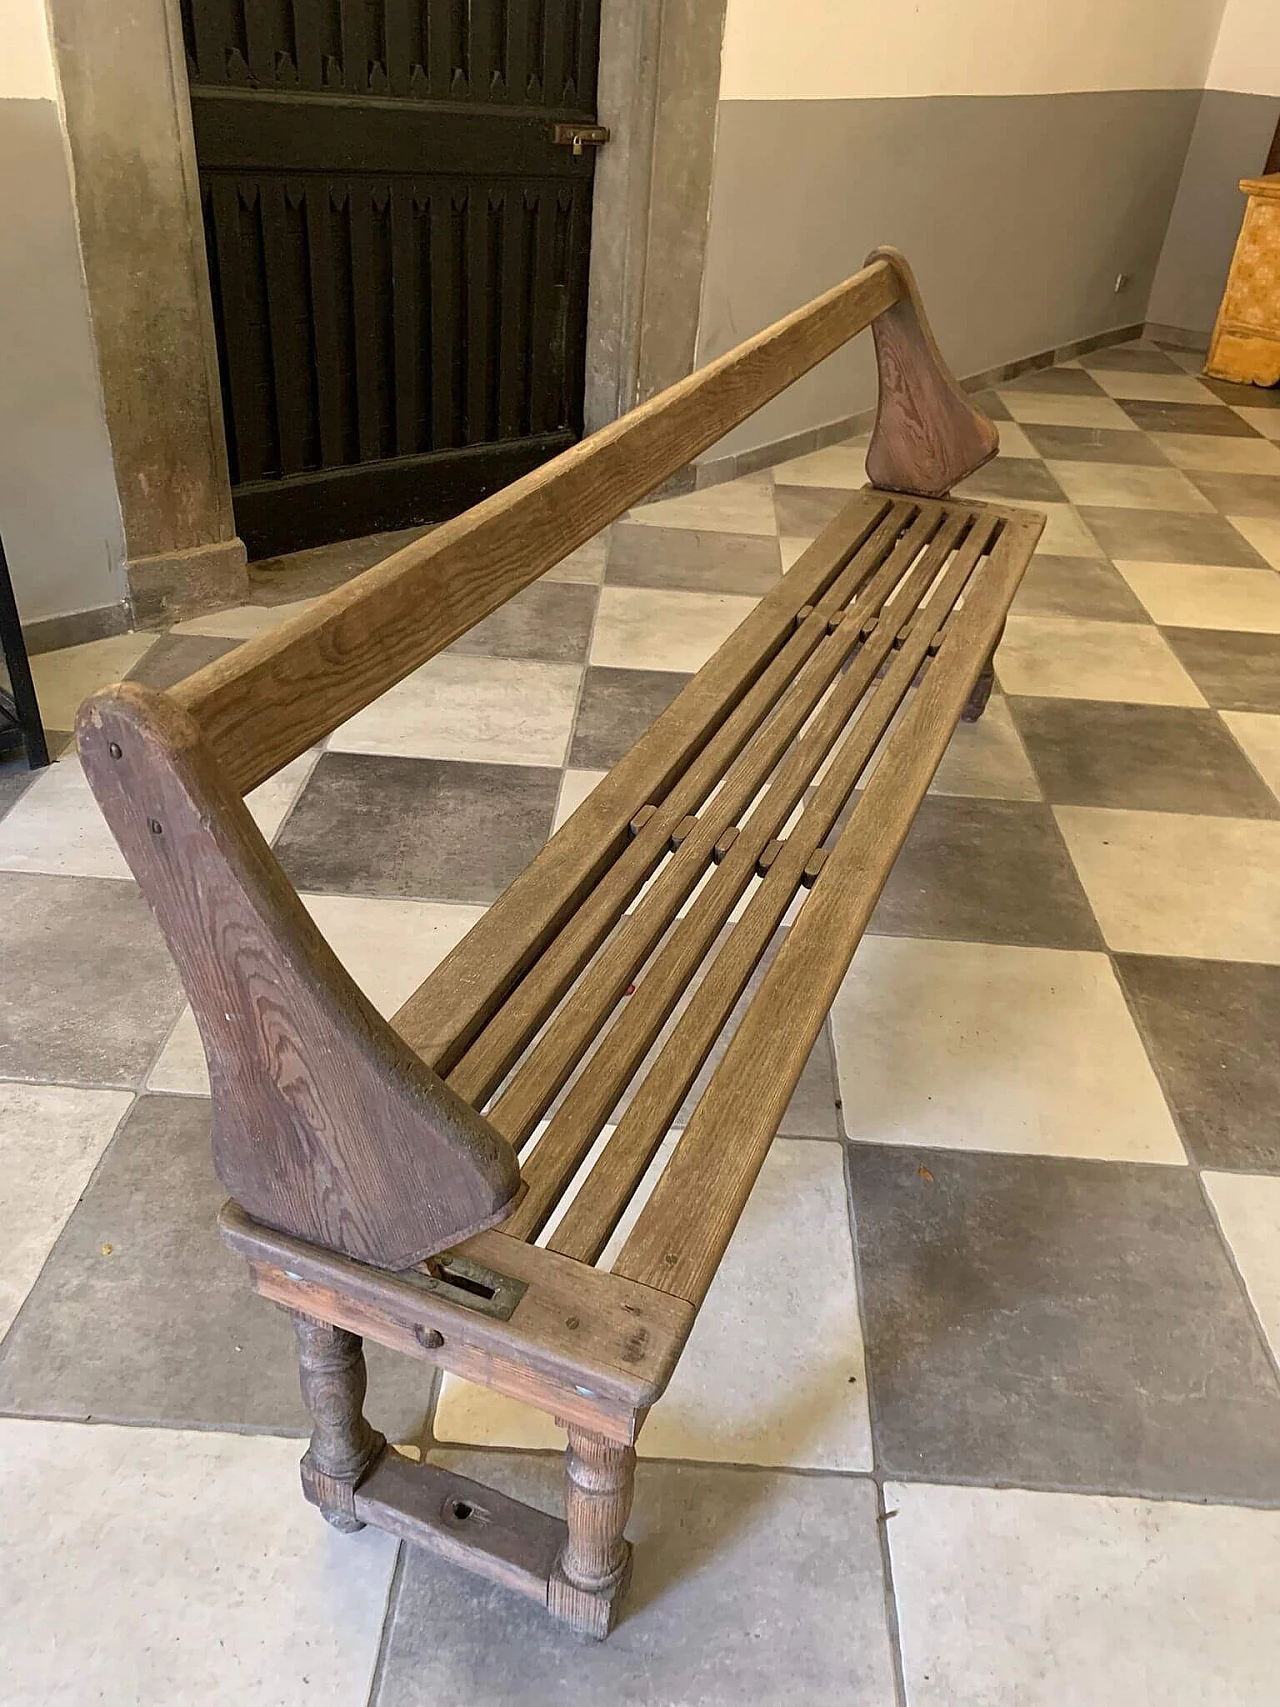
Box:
[108, 742, 122, 760]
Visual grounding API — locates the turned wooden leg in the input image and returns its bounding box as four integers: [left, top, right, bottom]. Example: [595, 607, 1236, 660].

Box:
[547, 1427, 636, 1639]
[291, 1311, 386, 1534]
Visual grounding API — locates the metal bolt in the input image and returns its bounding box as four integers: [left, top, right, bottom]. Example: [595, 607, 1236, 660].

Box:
[108, 742, 122, 760]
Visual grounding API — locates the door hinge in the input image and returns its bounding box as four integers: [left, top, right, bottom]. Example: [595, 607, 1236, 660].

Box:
[551, 122, 610, 157]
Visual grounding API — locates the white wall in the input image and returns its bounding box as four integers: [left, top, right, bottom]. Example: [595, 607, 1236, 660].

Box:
[1, 0, 57, 98]
[720, 0, 1230, 102]
[1208, 0, 1280, 97]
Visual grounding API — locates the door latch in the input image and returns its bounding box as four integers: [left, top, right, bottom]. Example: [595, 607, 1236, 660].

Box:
[551, 122, 610, 157]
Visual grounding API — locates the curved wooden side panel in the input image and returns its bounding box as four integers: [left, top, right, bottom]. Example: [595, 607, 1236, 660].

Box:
[864, 246, 1000, 498]
[76, 683, 522, 1269]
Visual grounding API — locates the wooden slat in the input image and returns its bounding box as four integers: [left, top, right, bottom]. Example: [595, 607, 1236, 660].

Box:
[497, 185, 528, 438]
[174, 257, 898, 793]
[258, 179, 307, 476]
[527, 191, 558, 437]
[390, 182, 422, 457]
[208, 177, 271, 482]
[340, 0, 367, 93]
[502, 507, 968, 1240]
[438, 498, 908, 1109]
[614, 511, 1045, 1306]
[347, 186, 383, 463]
[304, 181, 345, 467]
[466, 188, 493, 445]
[548, 509, 994, 1262]
[429, 189, 461, 449]
[393, 492, 897, 1084]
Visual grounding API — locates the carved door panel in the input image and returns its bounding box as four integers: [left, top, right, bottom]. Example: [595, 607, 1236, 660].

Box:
[182, 1, 602, 556]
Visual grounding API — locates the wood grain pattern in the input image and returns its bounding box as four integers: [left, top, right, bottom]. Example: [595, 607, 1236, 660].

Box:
[293, 1312, 386, 1531]
[614, 511, 1044, 1305]
[172, 260, 899, 796]
[864, 246, 1000, 497]
[1205, 175, 1280, 387]
[547, 1428, 636, 1639]
[77, 684, 521, 1269]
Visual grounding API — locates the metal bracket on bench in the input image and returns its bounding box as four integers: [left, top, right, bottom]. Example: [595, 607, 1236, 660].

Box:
[397, 1253, 529, 1322]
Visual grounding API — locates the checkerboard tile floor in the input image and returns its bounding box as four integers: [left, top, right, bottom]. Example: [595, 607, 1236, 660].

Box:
[4, 339, 1280, 1704]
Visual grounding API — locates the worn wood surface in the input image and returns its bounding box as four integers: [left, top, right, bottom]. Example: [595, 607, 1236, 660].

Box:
[354, 1448, 569, 1603]
[864, 246, 1000, 497]
[221, 1202, 693, 1422]
[77, 684, 521, 1269]
[547, 1428, 636, 1638]
[614, 510, 1044, 1306]
[174, 260, 898, 795]
[292, 1313, 385, 1531]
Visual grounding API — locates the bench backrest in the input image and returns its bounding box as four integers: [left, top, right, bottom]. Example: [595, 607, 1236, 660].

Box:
[76, 246, 998, 1270]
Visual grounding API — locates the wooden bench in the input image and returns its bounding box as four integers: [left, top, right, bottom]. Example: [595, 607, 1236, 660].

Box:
[77, 247, 1043, 1640]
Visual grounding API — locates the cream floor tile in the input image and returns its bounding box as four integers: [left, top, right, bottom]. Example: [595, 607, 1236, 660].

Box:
[772, 441, 868, 487]
[779, 536, 813, 571]
[992, 420, 1040, 457]
[888, 1480, 1280, 1707]
[591, 586, 759, 674]
[1151, 432, 1280, 475]
[0, 749, 320, 878]
[998, 391, 1139, 431]
[148, 894, 484, 1094]
[1223, 711, 1280, 798]
[1090, 369, 1223, 404]
[929, 693, 1042, 800]
[833, 937, 1184, 1162]
[1029, 502, 1107, 557]
[541, 533, 608, 584]
[0, 1419, 397, 1707]
[1232, 406, 1280, 440]
[554, 767, 608, 831]
[329, 653, 581, 765]
[1054, 806, 1280, 961]
[1228, 514, 1280, 569]
[29, 632, 158, 731]
[0, 1083, 133, 1336]
[436, 1139, 872, 1470]
[996, 615, 1207, 705]
[1203, 1172, 1280, 1361]
[1114, 561, 1280, 632]
[624, 475, 778, 536]
[170, 596, 318, 637]
[1047, 461, 1215, 512]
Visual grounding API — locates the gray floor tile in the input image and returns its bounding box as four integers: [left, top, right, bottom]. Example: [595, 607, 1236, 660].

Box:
[1020, 422, 1172, 465]
[953, 457, 1066, 503]
[448, 580, 598, 663]
[248, 523, 433, 600]
[373, 1452, 896, 1707]
[1198, 376, 1280, 411]
[0, 872, 184, 1084]
[867, 795, 1102, 950]
[848, 1145, 1280, 1498]
[605, 524, 782, 596]
[1010, 554, 1150, 623]
[274, 752, 560, 903]
[1162, 626, 1280, 712]
[1077, 506, 1267, 567]
[772, 485, 852, 537]
[967, 388, 1013, 421]
[1078, 347, 1186, 374]
[1118, 399, 1262, 437]
[568, 666, 691, 770]
[0, 1094, 431, 1437]
[1002, 366, 1108, 396]
[1114, 955, 1280, 1171]
[1008, 696, 1280, 817]
[123, 632, 241, 691]
[0, 757, 37, 821]
[1186, 468, 1280, 519]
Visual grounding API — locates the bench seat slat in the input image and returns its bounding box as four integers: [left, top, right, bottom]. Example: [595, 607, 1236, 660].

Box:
[500, 503, 981, 1241]
[391, 489, 897, 1075]
[612, 509, 1044, 1306]
[544, 507, 1003, 1263]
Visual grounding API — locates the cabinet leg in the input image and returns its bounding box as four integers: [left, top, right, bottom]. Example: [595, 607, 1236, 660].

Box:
[547, 1427, 636, 1639]
[291, 1312, 385, 1533]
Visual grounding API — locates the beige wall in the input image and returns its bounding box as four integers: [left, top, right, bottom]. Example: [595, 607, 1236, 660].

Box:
[1209, 0, 1280, 96]
[719, 0, 1229, 99]
[0, 0, 126, 626]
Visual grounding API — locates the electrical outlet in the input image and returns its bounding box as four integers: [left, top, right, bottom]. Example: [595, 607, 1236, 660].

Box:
[1114, 272, 1132, 293]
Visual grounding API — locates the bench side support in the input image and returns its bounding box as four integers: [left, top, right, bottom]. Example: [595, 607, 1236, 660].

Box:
[293, 1312, 386, 1532]
[76, 682, 522, 1269]
[547, 1427, 637, 1638]
[865, 245, 1000, 498]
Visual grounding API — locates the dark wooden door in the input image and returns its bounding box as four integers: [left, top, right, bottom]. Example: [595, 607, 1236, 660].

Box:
[182, 2, 602, 557]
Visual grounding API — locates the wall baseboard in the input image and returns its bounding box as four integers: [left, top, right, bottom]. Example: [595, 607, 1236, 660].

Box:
[23, 600, 133, 656]
[689, 322, 1147, 491]
[1144, 320, 1211, 352]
